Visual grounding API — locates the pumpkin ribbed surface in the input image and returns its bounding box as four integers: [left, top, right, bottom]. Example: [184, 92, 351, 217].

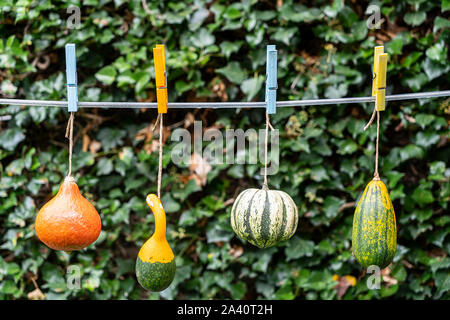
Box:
[230, 187, 298, 248]
[352, 179, 397, 269]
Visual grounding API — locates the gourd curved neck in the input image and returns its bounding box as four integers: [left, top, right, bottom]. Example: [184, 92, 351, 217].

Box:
[146, 194, 167, 241]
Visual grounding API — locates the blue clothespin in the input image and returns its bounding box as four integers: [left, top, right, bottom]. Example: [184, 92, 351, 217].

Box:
[265, 45, 278, 114]
[65, 44, 78, 112]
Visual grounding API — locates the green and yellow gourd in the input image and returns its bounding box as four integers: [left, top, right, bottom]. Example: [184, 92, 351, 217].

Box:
[231, 185, 298, 248]
[352, 177, 397, 269]
[136, 194, 176, 291]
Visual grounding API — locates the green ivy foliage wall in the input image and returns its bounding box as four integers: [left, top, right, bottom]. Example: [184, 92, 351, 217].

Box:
[0, 0, 449, 300]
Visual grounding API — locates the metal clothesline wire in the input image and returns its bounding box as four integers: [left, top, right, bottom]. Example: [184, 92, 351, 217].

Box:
[0, 90, 449, 109]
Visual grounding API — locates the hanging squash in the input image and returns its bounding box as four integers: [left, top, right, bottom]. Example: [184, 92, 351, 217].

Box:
[35, 111, 101, 252]
[231, 185, 298, 248]
[352, 177, 397, 268]
[136, 194, 176, 292]
[352, 47, 396, 269]
[230, 101, 298, 249]
[35, 176, 102, 252]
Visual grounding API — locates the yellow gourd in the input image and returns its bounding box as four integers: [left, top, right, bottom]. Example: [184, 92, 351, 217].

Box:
[135, 194, 176, 291]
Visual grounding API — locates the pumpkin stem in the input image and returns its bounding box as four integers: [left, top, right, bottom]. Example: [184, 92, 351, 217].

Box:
[64, 176, 75, 183]
[373, 172, 380, 181]
[262, 183, 269, 191]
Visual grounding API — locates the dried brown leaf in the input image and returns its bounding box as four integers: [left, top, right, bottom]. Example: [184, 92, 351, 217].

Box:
[89, 140, 101, 154]
[27, 288, 45, 300]
[82, 134, 90, 152]
[189, 152, 211, 186]
[184, 112, 195, 128]
[229, 245, 244, 259]
[135, 124, 153, 143]
[333, 275, 357, 299]
[144, 140, 159, 155]
[381, 267, 398, 287]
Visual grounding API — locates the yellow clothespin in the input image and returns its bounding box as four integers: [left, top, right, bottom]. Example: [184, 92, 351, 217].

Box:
[372, 46, 388, 111]
[153, 44, 168, 114]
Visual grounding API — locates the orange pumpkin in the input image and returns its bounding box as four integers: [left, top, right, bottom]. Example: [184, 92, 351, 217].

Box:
[35, 176, 101, 252]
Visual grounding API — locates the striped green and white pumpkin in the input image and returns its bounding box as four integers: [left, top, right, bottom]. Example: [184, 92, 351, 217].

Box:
[352, 178, 397, 269]
[230, 186, 298, 248]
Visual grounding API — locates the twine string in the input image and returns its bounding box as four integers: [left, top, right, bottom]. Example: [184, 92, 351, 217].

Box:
[151, 113, 161, 131]
[374, 110, 380, 179]
[263, 112, 269, 187]
[363, 106, 376, 131]
[263, 113, 274, 188]
[363, 107, 381, 179]
[65, 112, 74, 178]
[158, 114, 163, 199]
[151, 113, 164, 198]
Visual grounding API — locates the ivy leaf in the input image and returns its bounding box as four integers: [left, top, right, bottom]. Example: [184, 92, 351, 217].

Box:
[117, 70, 135, 87]
[422, 58, 449, 81]
[399, 144, 424, 162]
[414, 131, 440, 148]
[428, 161, 446, 181]
[0, 127, 25, 151]
[230, 282, 247, 299]
[254, 10, 277, 21]
[323, 0, 344, 18]
[95, 65, 117, 85]
[310, 166, 329, 182]
[404, 12, 426, 26]
[206, 222, 233, 243]
[189, 7, 209, 31]
[430, 257, 450, 273]
[219, 41, 242, 58]
[172, 179, 201, 202]
[134, 73, 151, 93]
[190, 28, 215, 47]
[433, 16, 450, 32]
[97, 158, 114, 175]
[416, 209, 433, 223]
[274, 281, 295, 300]
[161, 193, 181, 213]
[240, 76, 264, 101]
[350, 21, 367, 41]
[402, 52, 422, 68]
[380, 284, 399, 297]
[415, 113, 435, 129]
[434, 271, 450, 296]
[402, 72, 428, 91]
[325, 83, 348, 99]
[223, 5, 242, 20]
[412, 186, 434, 206]
[443, 0, 450, 12]
[388, 37, 403, 56]
[216, 62, 247, 83]
[97, 127, 126, 151]
[336, 139, 358, 155]
[285, 237, 315, 260]
[426, 42, 447, 61]
[272, 27, 297, 45]
[323, 196, 344, 219]
[0, 280, 17, 294]
[175, 80, 193, 95]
